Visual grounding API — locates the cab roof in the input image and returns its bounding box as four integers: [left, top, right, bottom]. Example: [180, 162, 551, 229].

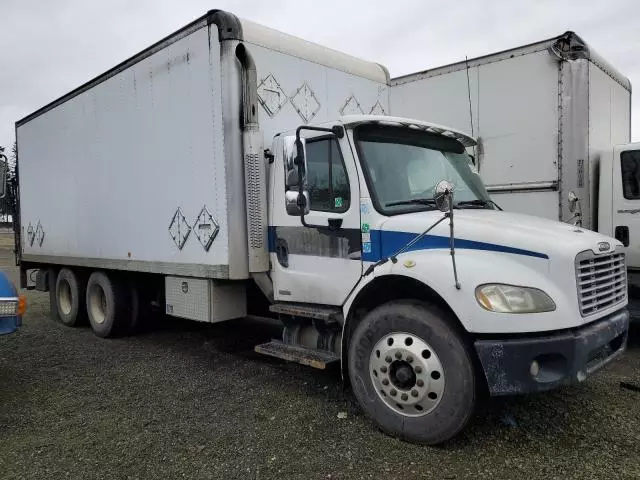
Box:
[340, 115, 477, 147]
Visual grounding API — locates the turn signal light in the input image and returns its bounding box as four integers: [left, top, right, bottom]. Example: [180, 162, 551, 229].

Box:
[17, 295, 26, 316]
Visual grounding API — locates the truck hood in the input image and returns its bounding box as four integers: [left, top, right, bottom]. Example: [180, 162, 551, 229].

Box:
[367, 209, 620, 262]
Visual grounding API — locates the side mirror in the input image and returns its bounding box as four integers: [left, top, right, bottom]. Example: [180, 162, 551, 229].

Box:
[283, 135, 309, 216]
[283, 136, 306, 188]
[0, 151, 7, 199]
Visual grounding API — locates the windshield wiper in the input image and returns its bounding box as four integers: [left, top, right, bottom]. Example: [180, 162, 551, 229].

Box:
[456, 199, 503, 211]
[386, 198, 437, 207]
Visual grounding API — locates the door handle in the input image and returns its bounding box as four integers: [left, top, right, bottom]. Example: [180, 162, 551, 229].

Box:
[275, 238, 289, 268]
[328, 218, 342, 231]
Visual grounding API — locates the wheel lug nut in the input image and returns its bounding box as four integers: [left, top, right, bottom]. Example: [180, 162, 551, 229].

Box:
[401, 393, 408, 401]
[380, 366, 388, 373]
[406, 355, 413, 363]
[411, 389, 419, 397]
[417, 379, 424, 387]
[382, 378, 389, 386]
[415, 366, 423, 374]
[395, 352, 402, 360]
[390, 389, 397, 397]
[385, 356, 392, 363]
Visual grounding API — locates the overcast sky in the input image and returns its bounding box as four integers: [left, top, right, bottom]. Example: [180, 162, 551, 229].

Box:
[2, 0, 640, 150]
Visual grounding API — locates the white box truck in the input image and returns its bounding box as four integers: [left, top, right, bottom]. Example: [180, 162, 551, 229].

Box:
[14, 13, 629, 444]
[391, 31, 640, 297]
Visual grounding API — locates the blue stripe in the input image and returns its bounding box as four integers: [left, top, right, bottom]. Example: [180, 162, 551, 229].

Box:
[268, 225, 277, 253]
[268, 225, 548, 261]
[363, 230, 548, 262]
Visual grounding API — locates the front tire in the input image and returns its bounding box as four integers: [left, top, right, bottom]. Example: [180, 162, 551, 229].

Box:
[348, 301, 475, 445]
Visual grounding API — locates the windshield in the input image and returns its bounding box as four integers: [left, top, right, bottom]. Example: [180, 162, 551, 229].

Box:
[354, 124, 492, 214]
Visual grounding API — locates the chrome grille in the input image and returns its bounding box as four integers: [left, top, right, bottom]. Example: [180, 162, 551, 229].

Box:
[576, 250, 627, 316]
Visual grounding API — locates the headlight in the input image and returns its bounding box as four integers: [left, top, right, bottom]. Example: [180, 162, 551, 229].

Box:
[0, 299, 18, 316]
[475, 284, 555, 313]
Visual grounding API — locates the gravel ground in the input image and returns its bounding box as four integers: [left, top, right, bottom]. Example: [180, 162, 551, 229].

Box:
[0, 238, 639, 480]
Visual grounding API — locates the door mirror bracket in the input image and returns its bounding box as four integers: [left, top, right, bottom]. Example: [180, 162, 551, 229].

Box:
[283, 125, 345, 229]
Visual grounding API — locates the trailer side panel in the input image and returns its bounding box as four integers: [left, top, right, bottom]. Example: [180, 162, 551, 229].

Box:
[17, 25, 232, 278]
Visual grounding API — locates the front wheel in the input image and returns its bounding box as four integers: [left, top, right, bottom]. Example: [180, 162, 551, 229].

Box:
[348, 301, 476, 445]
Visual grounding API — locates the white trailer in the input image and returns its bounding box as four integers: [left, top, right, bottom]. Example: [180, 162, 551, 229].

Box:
[15, 13, 629, 444]
[391, 32, 640, 285]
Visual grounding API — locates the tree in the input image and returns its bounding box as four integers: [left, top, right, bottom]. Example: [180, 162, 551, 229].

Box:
[0, 142, 17, 225]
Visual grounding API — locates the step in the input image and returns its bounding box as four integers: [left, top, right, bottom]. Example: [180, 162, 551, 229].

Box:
[255, 340, 340, 370]
[269, 302, 343, 323]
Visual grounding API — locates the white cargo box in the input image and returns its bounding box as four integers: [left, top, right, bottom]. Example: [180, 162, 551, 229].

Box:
[390, 31, 631, 226]
[16, 11, 389, 280]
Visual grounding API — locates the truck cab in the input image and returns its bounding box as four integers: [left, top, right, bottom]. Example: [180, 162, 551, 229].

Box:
[264, 114, 629, 443]
[597, 143, 640, 291]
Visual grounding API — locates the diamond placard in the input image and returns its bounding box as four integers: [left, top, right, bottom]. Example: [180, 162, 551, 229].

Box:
[257, 74, 288, 117]
[340, 95, 364, 116]
[369, 100, 386, 115]
[168, 208, 191, 250]
[290, 82, 320, 123]
[35, 221, 45, 247]
[193, 206, 219, 252]
[26, 223, 34, 247]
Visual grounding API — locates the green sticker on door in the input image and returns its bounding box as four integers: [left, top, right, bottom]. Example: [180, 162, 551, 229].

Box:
[335, 197, 343, 208]
[361, 223, 370, 233]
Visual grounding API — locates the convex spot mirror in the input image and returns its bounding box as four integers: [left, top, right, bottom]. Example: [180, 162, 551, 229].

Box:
[568, 191, 580, 213]
[434, 180, 454, 212]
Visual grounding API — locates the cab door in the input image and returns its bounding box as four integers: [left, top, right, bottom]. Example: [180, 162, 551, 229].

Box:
[269, 129, 362, 306]
[612, 143, 640, 269]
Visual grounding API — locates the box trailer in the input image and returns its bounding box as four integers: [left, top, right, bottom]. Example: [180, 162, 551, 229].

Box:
[14, 13, 629, 444]
[391, 32, 640, 289]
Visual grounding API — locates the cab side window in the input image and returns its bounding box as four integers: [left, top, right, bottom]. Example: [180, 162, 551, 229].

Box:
[621, 151, 640, 200]
[305, 138, 350, 212]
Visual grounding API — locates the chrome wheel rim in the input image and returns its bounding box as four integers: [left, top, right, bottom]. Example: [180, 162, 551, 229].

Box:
[370, 332, 445, 417]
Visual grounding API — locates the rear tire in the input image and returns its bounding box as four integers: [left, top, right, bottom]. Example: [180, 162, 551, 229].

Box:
[86, 271, 129, 338]
[348, 301, 476, 445]
[55, 268, 87, 327]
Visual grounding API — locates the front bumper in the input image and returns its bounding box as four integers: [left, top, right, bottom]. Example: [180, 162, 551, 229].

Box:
[474, 309, 629, 395]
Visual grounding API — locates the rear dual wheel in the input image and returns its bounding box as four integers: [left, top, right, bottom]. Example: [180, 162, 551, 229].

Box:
[348, 301, 476, 445]
[86, 272, 137, 338]
[52, 268, 139, 337]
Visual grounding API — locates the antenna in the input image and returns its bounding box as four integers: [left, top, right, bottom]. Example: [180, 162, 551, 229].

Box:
[465, 56, 477, 164]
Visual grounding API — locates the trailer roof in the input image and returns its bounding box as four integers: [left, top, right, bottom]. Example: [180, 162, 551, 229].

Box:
[391, 31, 631, 92]
[16, 10, 389, 128]
[241, 19, 389, 85]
